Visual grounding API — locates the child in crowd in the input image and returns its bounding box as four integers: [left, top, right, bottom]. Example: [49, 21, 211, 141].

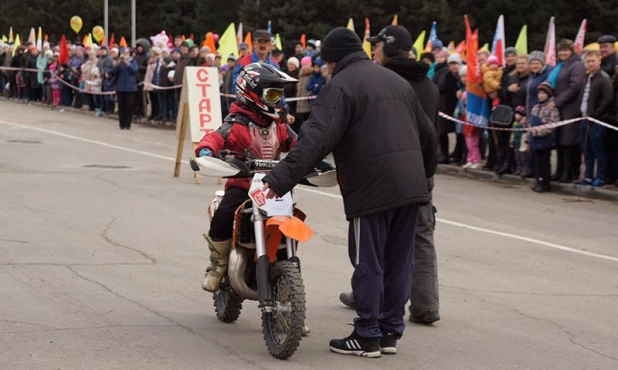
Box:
[295, 56, 314, 125]
[482, 56, 503, 107]
[307, 58, 326, 104]
[457, 66, 484, 170]
[510, 105, 531, 178]
[49, 55, 61, 107]
[529, 82, 560, 192]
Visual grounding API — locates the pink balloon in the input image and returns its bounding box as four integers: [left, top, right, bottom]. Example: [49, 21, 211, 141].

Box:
[214, 34, 220, 43]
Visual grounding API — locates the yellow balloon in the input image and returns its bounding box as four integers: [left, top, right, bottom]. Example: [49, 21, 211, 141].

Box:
[92, 26, 105, 42]
[70, 16, 83, 34]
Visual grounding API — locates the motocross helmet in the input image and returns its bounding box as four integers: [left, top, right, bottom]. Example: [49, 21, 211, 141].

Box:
[235, 62, 298, 120]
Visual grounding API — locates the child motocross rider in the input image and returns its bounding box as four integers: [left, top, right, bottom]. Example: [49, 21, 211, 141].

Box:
[195, 62, 300, 292]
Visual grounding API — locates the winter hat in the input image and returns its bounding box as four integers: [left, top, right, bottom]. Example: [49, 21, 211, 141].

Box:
[458, 65, 468, 78]
[287, 56, 300, 69]
[239, 43, 249, 50]
[110, 47, 119, 54]
[598, 35, 617, 44]
[432, 39, 444, 50]
[447, 53, 462, 65]
[421, 52, 435, 63]
[180, 41, 189, 48]
[437, 49, 449, 59]
[557, 39, 575, 52]
[537, 81, 553, 96]
[45, 50, 53, 58]
[320, 27, 363, 63]
[367, 25, 413, 52]
[172, 48, 181, 55]
[486, 56, 499, 66]
[505, 47, 517, 56]
[227, 54, 236, 62]
[515, 105, 527, 116]
[307, 39, 317, 48]
[200, 46, 211, 54]
[313, 57, 325, 67]
[301, 56, 312, 67]
[528, 51, 545, 65]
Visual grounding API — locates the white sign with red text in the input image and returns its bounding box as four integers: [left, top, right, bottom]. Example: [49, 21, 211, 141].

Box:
[176, 67, 223, 143]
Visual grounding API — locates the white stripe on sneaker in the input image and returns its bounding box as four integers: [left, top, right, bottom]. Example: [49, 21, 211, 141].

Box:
[353, 339, 361, 350]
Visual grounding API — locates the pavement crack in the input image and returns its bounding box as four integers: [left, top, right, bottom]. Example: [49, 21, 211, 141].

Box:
[101, 218, 157, 264]
[65, 266, 269, 370]
[0, 238, 29, 244]
[0, 319, 56, 329]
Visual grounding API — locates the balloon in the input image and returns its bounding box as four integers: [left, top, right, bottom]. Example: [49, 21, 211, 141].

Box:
[214, 34, 220, 43]
[70, 16, 83, 34]
[92, 26, 105, 42]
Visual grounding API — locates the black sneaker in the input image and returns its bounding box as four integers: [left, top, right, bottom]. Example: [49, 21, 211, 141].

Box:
[379, 332, 398, 355]
[329, 330, 381, 358]
[409, 310, 441, 325]
[339, 292, 356, 310]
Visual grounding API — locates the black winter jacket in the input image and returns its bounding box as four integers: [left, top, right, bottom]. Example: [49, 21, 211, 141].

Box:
[263, 51, 438, 219]
[581, 70, 614, 121]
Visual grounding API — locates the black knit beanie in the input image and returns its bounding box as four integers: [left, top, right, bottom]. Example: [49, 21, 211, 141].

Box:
[320, 27, 363, 63]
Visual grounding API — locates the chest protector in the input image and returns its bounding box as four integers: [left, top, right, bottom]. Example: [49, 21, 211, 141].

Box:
[246, 122, 281, 160]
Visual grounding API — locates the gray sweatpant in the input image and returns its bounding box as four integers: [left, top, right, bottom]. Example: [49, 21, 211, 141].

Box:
[409, 178, 439, 316]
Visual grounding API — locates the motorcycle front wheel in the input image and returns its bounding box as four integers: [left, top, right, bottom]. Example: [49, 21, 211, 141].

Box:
[262, 260, 306, 360]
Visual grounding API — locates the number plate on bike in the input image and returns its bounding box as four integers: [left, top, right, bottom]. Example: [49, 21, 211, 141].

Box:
[249, 173, 294, 216]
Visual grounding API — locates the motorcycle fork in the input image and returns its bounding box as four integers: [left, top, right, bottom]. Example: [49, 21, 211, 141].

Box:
[252, 204, 273, 312]
[286, 238, 301, 272]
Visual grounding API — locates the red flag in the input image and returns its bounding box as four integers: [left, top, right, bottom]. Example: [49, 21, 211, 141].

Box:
[59, 35, 70, 65]
[574, 19, 587, 56]
[300, 34, 306, 49]
[109, 33, 116, 47]
[464, 15, 482, 85]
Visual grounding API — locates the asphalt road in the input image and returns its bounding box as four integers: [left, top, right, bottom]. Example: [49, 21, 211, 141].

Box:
[1, 100, 617, 370]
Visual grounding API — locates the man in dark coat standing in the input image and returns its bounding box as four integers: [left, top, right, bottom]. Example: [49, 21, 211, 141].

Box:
[598, 35, 618, 185]
[133, 40, 150, 118]
[262, 27, 437, 358]
[338, 25, 441, 325]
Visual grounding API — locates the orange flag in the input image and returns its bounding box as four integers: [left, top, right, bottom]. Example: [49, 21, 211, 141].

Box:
[101, 34, 106, 46]
[82, 34, 89, 46]
[300, 34, 306, 49]
[244, 32, 253, 53]
[203, 32, 217, 53]
[182, 35, 186, 41]
[119, 36, 128, 47]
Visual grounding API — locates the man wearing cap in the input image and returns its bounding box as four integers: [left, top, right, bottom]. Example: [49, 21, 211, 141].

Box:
[598, 35, 618, 186]
[338, 25, 442, 326]
[173, 42, 192, 105]
[262, 27, 437, 358]
[232, 30, 280, 95]
[238, 43, 250, 58]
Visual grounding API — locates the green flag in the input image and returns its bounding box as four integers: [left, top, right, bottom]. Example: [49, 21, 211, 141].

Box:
[515, 25, 528, 55]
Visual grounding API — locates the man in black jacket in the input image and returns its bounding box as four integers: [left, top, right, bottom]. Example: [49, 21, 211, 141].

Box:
[575, 51, 614, 187]
[133, 41, 149, 118]
[338, 25, 441, 326]
[598, 35, 618, 185]
[262, 27, 437, 358]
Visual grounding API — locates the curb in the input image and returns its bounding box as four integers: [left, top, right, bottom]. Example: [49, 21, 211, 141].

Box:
[436, 164, 618, 203]
[0, 97, 176, 130]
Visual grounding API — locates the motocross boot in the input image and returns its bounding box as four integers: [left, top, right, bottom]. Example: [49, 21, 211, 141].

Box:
[201, 234, 232, 292]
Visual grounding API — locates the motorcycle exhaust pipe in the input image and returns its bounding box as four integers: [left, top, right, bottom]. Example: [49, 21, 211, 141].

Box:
[227, 248, 258, 301]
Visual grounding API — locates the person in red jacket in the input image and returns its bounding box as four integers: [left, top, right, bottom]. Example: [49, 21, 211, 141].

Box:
[195, 62, 299, 292]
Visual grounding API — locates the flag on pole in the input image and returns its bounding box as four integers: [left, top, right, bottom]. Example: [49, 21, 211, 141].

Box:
[515, 25, 528, 56]
[455, 41, 466, 54]
[574, 19, 587, 56]
[425, 22, 438, 52]
[244, 32, 253, 53]
[119, 36, 128, 47]
[491, 15, 506, 66]
[447, 41, 455, 54]
[347, 18, 355, 32]
[544, 17, 556, 66]
[109, 34, 116, 47]
[59, 35, 70, 65]
[12, 34, 21, 56]
[1, 35, 7, 43]
[9, 27, 14, 43]
[275, 34, 283, 50]
[392, 15, 398, 26]
[83, 34, 89, 47]
[300, 34, 306, 49]
[480, 43, 489, 51]
[363, 17, 372, 59]
[237, 23, 243, 45]
[267, 20, 272, 34]
[218, 23, 238, 59]
[28, 28, 36, 44]
[36, 27, 43, 51]
[464, 15, 490, 128]
[413, 31, 425, 57]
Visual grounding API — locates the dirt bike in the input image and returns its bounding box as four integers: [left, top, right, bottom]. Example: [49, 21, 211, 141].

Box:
[190, 151, 337, 360]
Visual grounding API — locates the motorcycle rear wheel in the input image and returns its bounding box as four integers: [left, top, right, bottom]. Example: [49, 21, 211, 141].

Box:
[213, 278, 243, 323]
[262, 260, 306, 360]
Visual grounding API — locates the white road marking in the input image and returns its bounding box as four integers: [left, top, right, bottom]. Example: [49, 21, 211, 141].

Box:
[2, 119, 617, 264]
